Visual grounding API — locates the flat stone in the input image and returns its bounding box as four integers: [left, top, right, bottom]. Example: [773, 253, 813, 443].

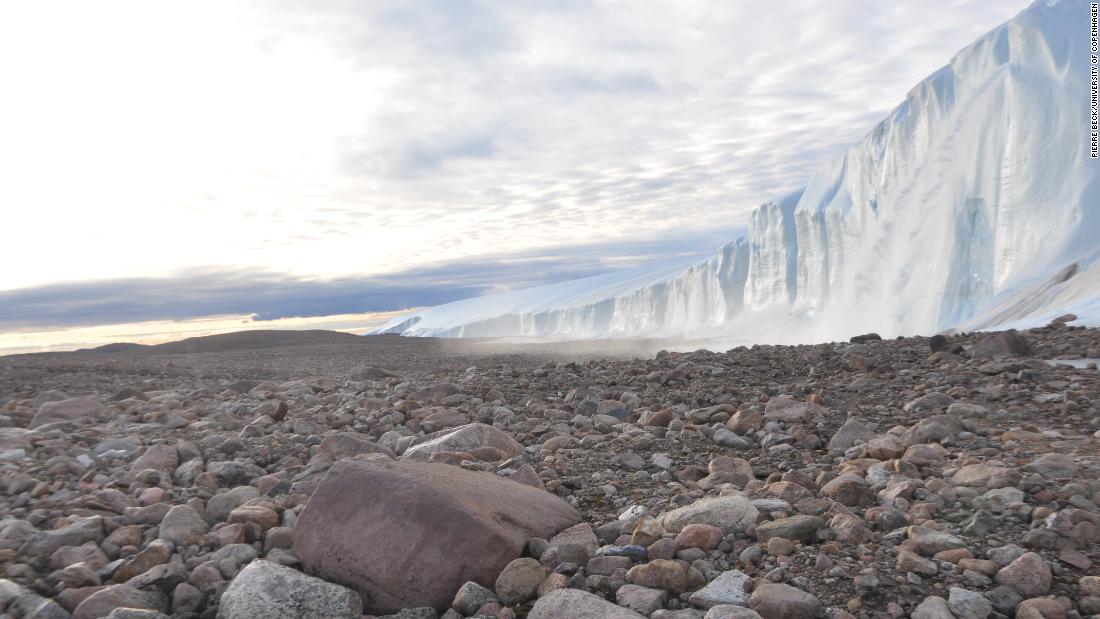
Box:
[617, 584, 668, 616]
[106, 609, 169, 619]
[747, 583, 821, 619]
[402, 423, 522, 461]
[655, 611, 707, 619]
[763, 397, 825, 424]
[755, 515, 823, 542]
[907, 525, 966, 556]
[660, 496, 758, 534]
[588, 555, 634, 575]
[952, 463, 1021, 489]
[704, 606, 763, 619]
[319, 432, 396, 460]
[713, 428, 753, 449]
[217, 559, 362, 619]
[1022, 453, 1078, 478]
[31, 397, 109, 428]
[528, 588, 645, 619]
[1058, 548, 1092, 570]
[904, 392, 954, 412]
[688, 570, 751, 609]
[604, 544, 648, 562]
[896, 549, 938, 575]
[228, 504, 280, 531]
[72, 584, 168, 619]
[946, 402, 990, 418]
[349, 365, 401, 380]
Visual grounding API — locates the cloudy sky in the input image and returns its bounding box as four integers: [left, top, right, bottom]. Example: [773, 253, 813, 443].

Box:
[0, 0, 1026, 340]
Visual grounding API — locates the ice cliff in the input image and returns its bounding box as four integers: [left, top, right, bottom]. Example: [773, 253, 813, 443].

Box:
[373, 0, 1100, 343]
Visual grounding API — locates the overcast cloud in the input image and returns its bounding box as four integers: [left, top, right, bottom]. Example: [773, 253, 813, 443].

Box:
[0, 229, 740, 330]
[0, 1, 1026, 329]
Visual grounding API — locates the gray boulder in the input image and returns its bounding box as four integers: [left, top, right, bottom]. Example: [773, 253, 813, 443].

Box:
[529, 588, 645, 619]
[217, 560, 361, 618]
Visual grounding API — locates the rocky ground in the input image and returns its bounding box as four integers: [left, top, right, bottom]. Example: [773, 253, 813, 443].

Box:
[0, 321, 1098, 619]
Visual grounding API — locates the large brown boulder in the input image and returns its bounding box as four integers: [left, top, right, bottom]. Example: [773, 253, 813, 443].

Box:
[401, 423, 523, 461]
[293, 460, 581, 613]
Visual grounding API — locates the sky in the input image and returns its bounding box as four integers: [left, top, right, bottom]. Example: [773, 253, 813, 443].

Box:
[0, 0, 1027, 349]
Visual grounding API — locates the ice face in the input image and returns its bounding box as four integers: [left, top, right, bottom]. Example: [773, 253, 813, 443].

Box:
[372, 0, 1100, 342]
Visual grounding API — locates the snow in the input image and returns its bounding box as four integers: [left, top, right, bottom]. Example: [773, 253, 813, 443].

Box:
[372, 0, 1100, 343]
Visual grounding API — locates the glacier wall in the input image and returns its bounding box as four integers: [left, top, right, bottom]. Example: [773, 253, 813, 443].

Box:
[373, 0, 1100, 342]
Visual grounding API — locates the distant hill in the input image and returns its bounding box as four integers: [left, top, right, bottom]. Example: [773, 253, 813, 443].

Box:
[79, 329, 362, 355]
[79, 342, 149, 354]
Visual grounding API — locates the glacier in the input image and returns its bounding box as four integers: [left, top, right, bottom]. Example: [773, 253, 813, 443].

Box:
[372, 0, 1100, 343]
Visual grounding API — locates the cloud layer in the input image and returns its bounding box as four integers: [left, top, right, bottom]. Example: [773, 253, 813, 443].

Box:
[0, 0, 1026, 325]
[0, 230, 738, 329]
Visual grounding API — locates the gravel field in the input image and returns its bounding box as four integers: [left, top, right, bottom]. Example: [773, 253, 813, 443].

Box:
[1, 323, 1098, 619]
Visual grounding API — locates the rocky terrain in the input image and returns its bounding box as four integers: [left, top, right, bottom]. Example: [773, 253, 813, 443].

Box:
[0, 321, 1098, 619]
